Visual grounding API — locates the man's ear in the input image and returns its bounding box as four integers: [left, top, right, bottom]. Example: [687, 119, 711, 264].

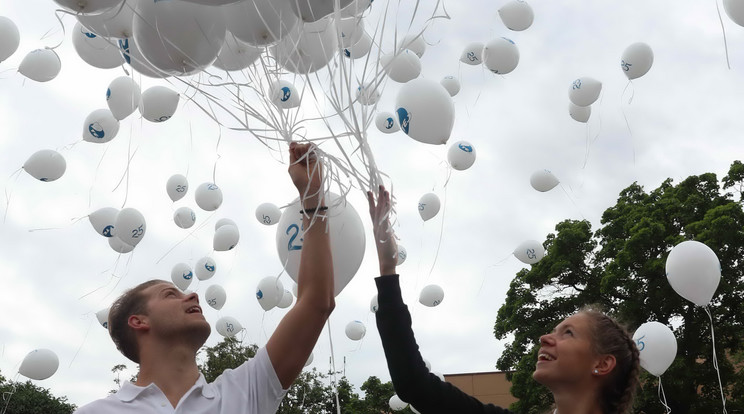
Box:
[593, 354, 617, 376]
[128, 314, 150, 332]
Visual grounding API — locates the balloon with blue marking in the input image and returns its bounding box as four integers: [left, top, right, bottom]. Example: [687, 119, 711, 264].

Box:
[498, 0, 534, 31]
[83, 109, 119, 143]
[196, 256, 217, 281]
[108, 236, 134, 254]
[513, 240, 545, 265]
[214, 224, 240, 251]
[417, 192, 441, 221]
[174, 207, 197, 229]
[140, 86, 179, 122]
[569, 102, 591, 123]
[19, 48, 61, 82]
[483, 37, 519, 75]
[666, 240, 721, 306]
[419, 284, 444, 307]
[338, 16, 364, 47]
[224, 0, 298, 46]
[397, 245, 407, 265]
[345, 320, 366, 341]
[530, 169, 560, 192]
[460, 42, 484, 65]
[54, 0, 122, 14]
[72, 22, 124, 70]
[195, 182, 224, 211]
[270, 80, 300, 108]
[115, 208, 146, 247]
[381, 50, 421, 83]
[447, 140, 476, 171]
[166, 174, 189, 202]
[356, 83, 380, 105]
[77, 0, 135, 38]
[215, 316, 243, 337]
[370, 295, 379, 313]
[343, 31, 372, 59]
[0, 16, 20, 63]
[95, 308, 110, 330]
[395, 78, 455, 145]
[19, 349, 59, 381]
[256, 276, 284, 311]
[205, 284, 227, 311]
[375, 111, 400, 134]
[118, 37, 168, 78]
[213, 31, 263, 71]
[89, 207, 119, 238]
[568, 76, 602, 107]
[23, 150, 66, 182]
[620, 42, 653, 80]
[397, 33, 426, 58]
[171, 262, 194, 291]
[256, 202, 282, 226]
[106, 76, 141, 120]
[632, 321, 677, 376]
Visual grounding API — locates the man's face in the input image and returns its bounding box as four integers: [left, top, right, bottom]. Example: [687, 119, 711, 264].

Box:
[138, 282, 211, 347]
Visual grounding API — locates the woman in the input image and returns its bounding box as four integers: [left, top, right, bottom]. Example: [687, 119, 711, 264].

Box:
[367, 186, 640, 414]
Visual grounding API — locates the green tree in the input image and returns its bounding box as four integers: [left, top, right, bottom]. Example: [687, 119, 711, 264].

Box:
[494, 165, 744, 414]
[0, 371, 76, 414]
[198, 337, 257, 382]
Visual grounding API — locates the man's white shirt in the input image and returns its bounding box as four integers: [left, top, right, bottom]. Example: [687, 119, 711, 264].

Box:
[74, 347, 287, 414]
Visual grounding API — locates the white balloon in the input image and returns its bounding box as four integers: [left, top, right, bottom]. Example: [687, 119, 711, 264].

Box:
[270, 80, 301, 109]
[447, 141, 476, 171]
[389, 395, 408, 411]
[633, 321, 677, 377]
[483, 37, 519, 75]
[132, 0, 226, 76]
[338, 17, 364, 48]
[95, 307, 110, 329]
[410, 406, 421, 414]
[195, 183, 224, 211]
[72, 22, 125, 69]
[108, 236, 134, 253]
[303, 352, 314, 367]
[513, 240, 545, 265]
[83, 109, 120, 143]
[174, 207, 196, 229]
[271, 19, 338, 74]
[54, 0, 121, 14]
[89, 207, 118, 237]
[213, 32, 263, 71]
[214, 224, 240, 251]
[340, 0, 373, 17]
[621, 42, 653, 80]
[171, 263, 194, 291]
[205, 284, 227, 310]
[0, 16, 20, 63]
[440, 76, 461, 97]
[568, 77, 602, 107]
[345, 320, 366, 340]
[19, 49, 61, 82]
[370, 294, 378, 313]
[277, 289, 294, 309]
[256, 276, 284, 311]
[724, 0, 744, 26]
[139, 86, 179, 123]
[195, 256, 217, 281]
[396, 78, 455, 145]
[290, 0, 354, 22]
[342, 31, 372, 59]
[216, 218, 238, 230]
[77, 0, 135, 38]
[166, 174, 189, 202]
[23, 150, 66, 182]
[569, 102, 591, 123]
[423, 358, 431, 371]
[381, 51, 421, 83]
[114, 208, 146, 246]
[19, 349, 59, 381]
[118, 37, 168, 78]
[224, 0, 298, 46]
[276, 193, 366, 296]
[397, 244, 407, 265]
[398, 34, 426, 57]
[375, 112, 400, 134]
[460, 42, 484, 65]
[418, 193, 441, 221]
[498, 0, 534, 31]
[215, 316, 243, 337]
[181, 0, 242, 5]
[256, 203, 282, 226]
[666, 240, 721, 306]
[106, 76, 140, 120]
[419, 284, 444, 307]
[356, 83, 380, 105]
[530, 169, 560, 192]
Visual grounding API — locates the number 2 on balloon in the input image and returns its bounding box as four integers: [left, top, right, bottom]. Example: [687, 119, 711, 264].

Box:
[286, 224, 304, 251]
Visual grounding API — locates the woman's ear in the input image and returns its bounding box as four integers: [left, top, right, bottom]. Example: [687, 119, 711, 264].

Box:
[593, 354, 617, 376]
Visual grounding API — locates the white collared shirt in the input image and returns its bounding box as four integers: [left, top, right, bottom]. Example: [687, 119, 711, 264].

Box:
[74, 347, 287, 414]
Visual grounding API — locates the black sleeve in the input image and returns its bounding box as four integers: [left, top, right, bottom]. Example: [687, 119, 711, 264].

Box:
[375, 275, 512, 414]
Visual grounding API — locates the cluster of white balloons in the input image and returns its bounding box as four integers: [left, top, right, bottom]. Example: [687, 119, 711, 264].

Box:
[88, 206, 146, 253]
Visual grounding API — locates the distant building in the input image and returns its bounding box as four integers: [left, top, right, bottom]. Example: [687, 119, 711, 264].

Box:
[443, 371, 518, 408]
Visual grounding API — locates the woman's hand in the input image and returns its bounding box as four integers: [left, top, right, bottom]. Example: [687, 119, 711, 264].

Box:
[288, 142, 323, 210]
[367, 185, 398, 276]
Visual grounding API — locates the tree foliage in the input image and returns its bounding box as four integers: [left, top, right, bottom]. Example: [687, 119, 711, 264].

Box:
[494, 164, 744, 414]
[197, 336, 258, 383]
[0, 371, 76, 414]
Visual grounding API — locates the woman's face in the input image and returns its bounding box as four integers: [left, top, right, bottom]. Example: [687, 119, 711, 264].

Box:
[532, 312, 598, 388]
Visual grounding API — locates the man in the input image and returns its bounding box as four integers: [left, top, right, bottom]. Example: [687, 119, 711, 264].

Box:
[75, 142, 334, 413]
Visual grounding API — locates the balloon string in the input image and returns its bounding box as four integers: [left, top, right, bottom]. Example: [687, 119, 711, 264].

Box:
[326, 319, 342, 414]
[426, 183, 448, 281]
[69, 317, 94, 368]
[2, 169, 21, 224]
[559, 183, 586, 220]
[620, 81, 636, 165]
[0, 380, 18, 414]
[705, 306, 728, 414]
[716, 0, 732, 70]
[658, 376, 672, 413]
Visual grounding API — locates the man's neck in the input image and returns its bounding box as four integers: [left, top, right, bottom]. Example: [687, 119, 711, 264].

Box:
[135, 343, 201, 408]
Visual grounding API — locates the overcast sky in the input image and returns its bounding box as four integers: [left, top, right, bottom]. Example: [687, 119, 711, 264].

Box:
[2, 0, 744, 408]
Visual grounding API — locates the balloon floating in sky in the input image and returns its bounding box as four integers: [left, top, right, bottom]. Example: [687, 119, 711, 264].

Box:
[195, 256, 217, 281]
[215, 316, 243, 337]
[460, 42, 484, 65]
[397, 244, 407, 265]
[223, 0, 298, 47]
[290, 0, 354, 22]
[277, 289, 294, 309]
[109, 236, 134, 253]
[89, 207, 118, 237]
[568, 76, 602, 107]
[270, 80, 300, 109]
[118, 37, 168, 78]
[173, 207, 197, 229]
[345, 320, 366, 340]
[723, 0, 744, 27]
[513, 240, 545, 265]
[569, 102, 591, 123]
[338, 16, 365, 48]
[271, 17, 338, 74]
[216, 218, 237, 230]
[375, 112, 400, 134]
[83, 109, 120, 143]
[276, 193, 366, 297]
[54, 0, 122, 14]
[483, 37, 519, 75]
[214, 224, 240, 251]
[666, 240, 721, 306]
[343, 31, 373, 59]
[440, 76, 461, 97]
[620, 42, 654, 80]
[19, 48, 61, 82]
[396, 78, 455, 145]
[23, 150, 66, 182]
[115, 208, 146, 247]
[633, 321, 677, 377]
[498, 0, 535, 31]
[166, 174, 189, 202]
[256, 202, 282, 226]
[205, 284, 227, 310]
[447, 141, 476, 171]
[171, 262, 194, 291]
[256, 276, 284, 311]
[530, 169, 560, 192]
[419, 284, 444, 307]
[213, 31, 263, 71]
[0, 16, 20, 63]
[107, 76, 141, 120]
[72, 22, 125, 70]
[139, 86, 179, 123]
[418, 193, 441, 221]
[95, 307, 110, 329]
[389, 394, 409, 411]
[398, 33, 426, 57]
[195, 183, 224, 211]
[77, 0, 135, 39]
[19, 349, 59, 381]
[356, 83, 380, 105]
[381, 50, 422, 83]
[370, 294, 378, 313]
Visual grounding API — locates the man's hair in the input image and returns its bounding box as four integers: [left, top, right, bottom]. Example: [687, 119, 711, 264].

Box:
[108, 279, 168, 363]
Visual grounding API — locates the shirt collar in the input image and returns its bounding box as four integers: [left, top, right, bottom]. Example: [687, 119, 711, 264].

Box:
[116, 373, 215, 402]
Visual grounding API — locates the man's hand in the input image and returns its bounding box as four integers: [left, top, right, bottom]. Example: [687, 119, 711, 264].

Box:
[367, 185, 398, 276]
[288, 142, 323, 209]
